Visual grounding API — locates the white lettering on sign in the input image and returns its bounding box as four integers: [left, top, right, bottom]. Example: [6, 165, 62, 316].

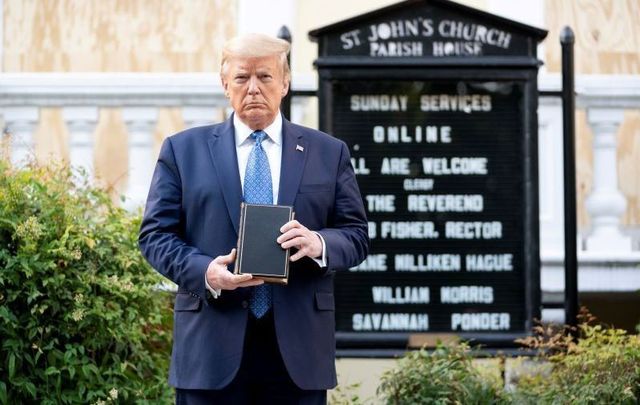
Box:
[466, 254, 513, 272]
[381, 158, 411, 175]
[350, 95, 408, 111]
[373, 125, 452, 143]
[372, 286, 430, 304]
[395, 254, 461, 272]
[415, 125, 452, 143]
[366, 18, 434, 41]
[353, 313, 429, 331]
[451, 313, 510, 331]
[351, 157, 370, 175]
[340, 29, 362, 50]
[338, 18, 513, 57]
[368, 222, 377, 239]
[381, 221, 439, 239]
[350, 254, 387, 272]
[407, 194, 483, 212]
[420, 94, 492, 113]
[422, 157, 488, 175]
[441, 286, 494, 304]
[433, 41, 482, 56]
[370, 41, 423, 57]
[445, 222, 502, 239]
[366, 194, 396, 212]
[403, 178, 435, 191]
[364, 19, 434, 57]
[437, 20, 511, 49]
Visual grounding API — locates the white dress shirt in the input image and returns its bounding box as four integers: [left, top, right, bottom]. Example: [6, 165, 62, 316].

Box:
[205, 113, 327, 298]
[234, 112, 282, 204]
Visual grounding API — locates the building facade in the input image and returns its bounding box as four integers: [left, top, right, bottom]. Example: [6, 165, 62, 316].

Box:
[1, 0, 638, 350]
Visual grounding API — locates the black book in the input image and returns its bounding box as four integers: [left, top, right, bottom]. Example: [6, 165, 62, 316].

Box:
[234, 203, 294, 284]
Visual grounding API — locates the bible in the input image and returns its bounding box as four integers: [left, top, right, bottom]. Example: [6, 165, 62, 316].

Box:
[234, 203, 294, 284]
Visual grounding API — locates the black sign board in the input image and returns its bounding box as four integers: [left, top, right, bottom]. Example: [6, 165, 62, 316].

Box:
[310, 0, 547, 350]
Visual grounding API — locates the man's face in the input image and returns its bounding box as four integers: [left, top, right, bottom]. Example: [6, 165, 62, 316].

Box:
[221, 55, 289, 130]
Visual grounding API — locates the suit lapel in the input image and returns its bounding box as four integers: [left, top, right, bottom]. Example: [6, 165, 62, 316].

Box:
[208, 117, 242, 235]
[278, 119, 307, 206]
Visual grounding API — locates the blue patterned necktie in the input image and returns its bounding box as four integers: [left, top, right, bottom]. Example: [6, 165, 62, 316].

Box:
[244, 130, 273, 318]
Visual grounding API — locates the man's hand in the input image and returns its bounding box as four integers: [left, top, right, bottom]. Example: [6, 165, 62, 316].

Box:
[277, 220, 323, 262]
[206, 249, 264, 290]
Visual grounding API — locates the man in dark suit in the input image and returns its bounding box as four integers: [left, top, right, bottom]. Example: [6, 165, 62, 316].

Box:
[139, 33, 369, 404]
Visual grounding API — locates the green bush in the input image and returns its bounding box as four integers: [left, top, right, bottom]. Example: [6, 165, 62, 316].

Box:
[377, 342, 506, 404]
[512, 312, 640, 404]
[0, 161, 173, 404]
[375, 311, 639, 404]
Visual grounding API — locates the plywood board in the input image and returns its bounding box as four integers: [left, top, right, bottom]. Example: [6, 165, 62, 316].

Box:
[4, 0, 237, 72]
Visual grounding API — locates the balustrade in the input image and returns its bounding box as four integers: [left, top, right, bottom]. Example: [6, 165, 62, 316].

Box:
[1, 72, 638, 266]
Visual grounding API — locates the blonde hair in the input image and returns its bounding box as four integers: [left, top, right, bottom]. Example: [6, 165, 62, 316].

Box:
[221, 33, 291, 81]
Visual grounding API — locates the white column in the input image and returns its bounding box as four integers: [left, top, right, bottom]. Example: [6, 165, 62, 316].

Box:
[584, 108, 631, 252]
[63, 106, 98, 179]
[4, 106, 39, 166]
[182, 106, 216, 129]
[290, 97, 310, 125]
[537, 97, 565, 258]
[123, 107, 158, 209]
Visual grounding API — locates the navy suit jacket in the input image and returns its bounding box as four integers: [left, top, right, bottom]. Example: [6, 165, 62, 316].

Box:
[139, 115, 369, 390]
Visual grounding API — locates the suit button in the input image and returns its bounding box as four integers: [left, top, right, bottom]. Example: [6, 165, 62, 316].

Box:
[241, 300, 249, 309]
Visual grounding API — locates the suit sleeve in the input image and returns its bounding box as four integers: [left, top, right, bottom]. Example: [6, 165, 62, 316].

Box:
[317, 141, 370, 271]
[138, 138, 212, 300]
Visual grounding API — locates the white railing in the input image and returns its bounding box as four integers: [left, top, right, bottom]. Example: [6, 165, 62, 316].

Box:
[538, 74, 640, 256]
[537, 74, 640, 304]
[0, 73, 316, 208]
[1, 72, 639, 290]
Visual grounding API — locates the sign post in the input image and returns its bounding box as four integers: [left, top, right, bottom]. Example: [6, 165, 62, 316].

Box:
[309, 0, 547, 351]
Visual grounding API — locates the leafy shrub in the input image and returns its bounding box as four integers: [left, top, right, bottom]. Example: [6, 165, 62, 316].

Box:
[375, 310, 639, 404]
[0, 161, 173, 404]
[512, 310, 640, 404]
[330, 380, 364, 405]
[377, 342, 505, 404]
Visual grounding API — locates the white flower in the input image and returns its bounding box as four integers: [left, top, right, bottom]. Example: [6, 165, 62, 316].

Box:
[71, 249, 82, 260]
[71, 308, 85, 322]
[121, 281, 134, 292]
[15, 216, 44, 240]
[109, 388, 118, 400]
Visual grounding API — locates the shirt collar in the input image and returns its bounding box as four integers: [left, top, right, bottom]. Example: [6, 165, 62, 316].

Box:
[234, 112, 283, 147]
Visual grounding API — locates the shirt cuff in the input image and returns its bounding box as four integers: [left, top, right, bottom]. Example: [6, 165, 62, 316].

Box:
[204, 272, 221, 299]
[311, 231, 328, 268]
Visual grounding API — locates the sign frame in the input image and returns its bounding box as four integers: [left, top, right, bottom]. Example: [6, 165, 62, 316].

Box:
[310, 0, 547, 350]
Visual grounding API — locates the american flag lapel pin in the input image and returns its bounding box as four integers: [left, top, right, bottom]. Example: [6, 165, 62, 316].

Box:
[296, 144, 304, 152]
